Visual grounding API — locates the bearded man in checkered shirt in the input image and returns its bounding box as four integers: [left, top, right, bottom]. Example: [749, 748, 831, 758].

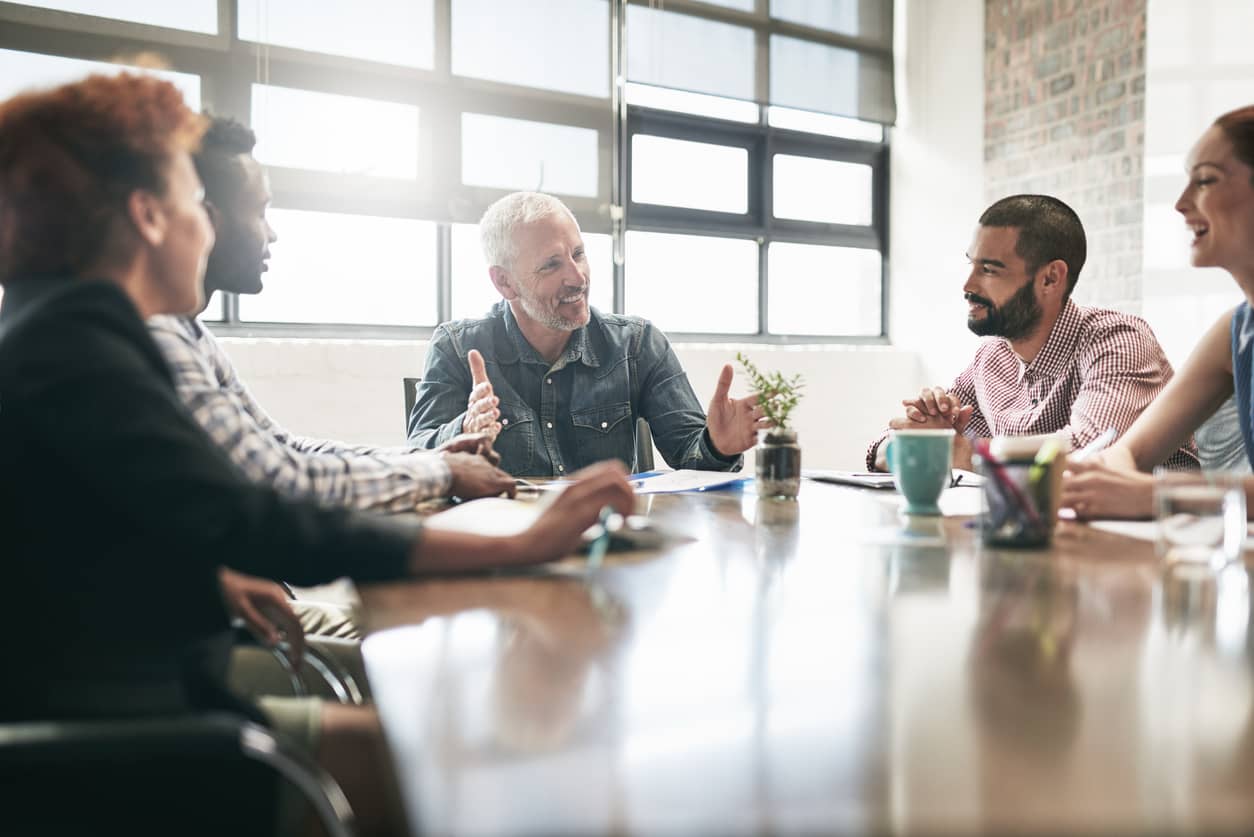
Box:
[868, 194, 1198, 473]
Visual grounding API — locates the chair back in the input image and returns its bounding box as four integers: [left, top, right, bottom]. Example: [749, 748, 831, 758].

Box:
[403, 377, 421, 436]
[635, 417, 655, 472]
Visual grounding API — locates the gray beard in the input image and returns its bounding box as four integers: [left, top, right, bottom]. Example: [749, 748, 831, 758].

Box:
[519, 293, 586, 332]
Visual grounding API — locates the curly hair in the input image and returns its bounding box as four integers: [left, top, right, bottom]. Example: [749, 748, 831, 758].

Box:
[194, 115, 257, 209]
[0, 72, 206, 284]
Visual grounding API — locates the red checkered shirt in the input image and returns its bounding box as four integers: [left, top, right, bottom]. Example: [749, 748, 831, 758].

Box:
[867, 300, 1199, 471]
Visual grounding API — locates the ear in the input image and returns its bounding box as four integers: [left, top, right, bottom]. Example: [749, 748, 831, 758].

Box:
[126, 189, 167, 248]
[1038, 258, 1067, 296]
[488, 265, 518, 300]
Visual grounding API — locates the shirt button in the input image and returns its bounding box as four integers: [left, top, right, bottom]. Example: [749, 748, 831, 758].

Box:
[501, 418, 509, 426]
[601, 421, 608, 428]
[546, 421, 553, 429]
[546, 378, 552, 385]
[557, 465, 565, 472]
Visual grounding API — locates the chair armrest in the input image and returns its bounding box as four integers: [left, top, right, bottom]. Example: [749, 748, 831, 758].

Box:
[0, 713, 356, 837]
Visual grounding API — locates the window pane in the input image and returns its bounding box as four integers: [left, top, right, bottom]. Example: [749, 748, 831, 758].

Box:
[626, 82, 759, 123]
[702, 0, 755, 9]
[627, 5, 755, 101]
[461, 114, 599, 198]
[251, 84, 419, 178]
[452, 0, 608, 98]
[632, 136, 748, 213]
[237, 0, 434, 68]
[238, 209, 437, 326]
[768, 243, 880, 335]
[773, 155, 872, 225]
[0, 48, 200, 108]
[6, 0, 215, 31]
[770, 0, 891, 43]
[450, 224, 612, 321]
[770, 34, 894, 123]
[768, 106, 883, 142]
[625, 232, 757, 333]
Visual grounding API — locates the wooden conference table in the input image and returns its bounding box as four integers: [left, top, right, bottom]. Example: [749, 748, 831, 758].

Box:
[358, 480, 1254, 836]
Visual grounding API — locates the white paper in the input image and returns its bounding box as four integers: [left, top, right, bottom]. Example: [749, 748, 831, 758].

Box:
[1087, 519, 1254, 550]
[630, 469, 749, 494]
[803, 469, 896, 489]
[424, 496, 540, 537]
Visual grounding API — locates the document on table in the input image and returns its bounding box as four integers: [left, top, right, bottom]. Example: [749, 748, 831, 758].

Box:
[805, 469, 984, 490]
[804, 469, 896, 489]
[629, 469, 750, 494]
[1089, 519, 1254, 550]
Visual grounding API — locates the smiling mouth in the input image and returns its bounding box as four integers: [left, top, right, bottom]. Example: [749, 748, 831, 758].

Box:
[1187, 222, 1209, 245]
[558, 290, 586, 305]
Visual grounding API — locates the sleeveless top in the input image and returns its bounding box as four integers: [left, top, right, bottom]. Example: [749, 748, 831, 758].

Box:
[1230, 301, 1254, 470]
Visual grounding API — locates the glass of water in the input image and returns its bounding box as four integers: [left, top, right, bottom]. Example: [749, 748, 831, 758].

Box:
[1154, 470, 1247, 568]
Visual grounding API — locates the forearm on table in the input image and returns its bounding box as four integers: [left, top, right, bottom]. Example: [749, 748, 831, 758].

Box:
[408, 528, 533, 575]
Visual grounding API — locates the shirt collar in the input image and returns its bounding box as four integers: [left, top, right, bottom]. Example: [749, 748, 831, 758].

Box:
[1018, 298, 1083, 381]
[501, 303, 600, 370]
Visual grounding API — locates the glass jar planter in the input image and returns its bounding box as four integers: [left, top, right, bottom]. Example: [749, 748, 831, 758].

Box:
[756, 429, 801, 499]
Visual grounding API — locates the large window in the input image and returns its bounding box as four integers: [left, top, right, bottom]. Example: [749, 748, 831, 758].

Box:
[0, 0, 892, 341]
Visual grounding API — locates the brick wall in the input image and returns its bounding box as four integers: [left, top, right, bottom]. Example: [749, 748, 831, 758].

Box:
[984, 0, 1146, 312]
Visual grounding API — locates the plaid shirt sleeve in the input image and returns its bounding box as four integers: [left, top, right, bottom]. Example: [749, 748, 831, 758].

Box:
[147, 317, 452, 511]
[1067, 318, 1199, 470]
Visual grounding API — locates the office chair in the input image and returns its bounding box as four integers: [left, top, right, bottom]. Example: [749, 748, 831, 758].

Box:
[232, 622, 368, 706]
[0, 712, 356, 837]
[403, 376, 420, 437]
[635, 417, 655, 472]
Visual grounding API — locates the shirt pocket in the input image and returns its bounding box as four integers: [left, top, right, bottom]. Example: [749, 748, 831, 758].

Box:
[571, 401, 634, 468]
[496, 401, 536, 475]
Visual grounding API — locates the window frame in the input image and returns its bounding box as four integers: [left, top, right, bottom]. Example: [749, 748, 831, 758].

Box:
[0, 0, 891, 343]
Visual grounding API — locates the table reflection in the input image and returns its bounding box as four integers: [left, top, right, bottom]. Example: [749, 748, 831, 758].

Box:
[361, 483, 1254, 836]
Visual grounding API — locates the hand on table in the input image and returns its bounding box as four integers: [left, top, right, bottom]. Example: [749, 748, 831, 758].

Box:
[444, 451, 516, 499]
[462, 349, 502, 438]
[218, 567, 304, 666]
[881, 386, 976, 470]
[707, 363, 771, 457]
[517, 461, 635, 561]
[1059, 459, 1154, 520]
[900, 386, 974, 431]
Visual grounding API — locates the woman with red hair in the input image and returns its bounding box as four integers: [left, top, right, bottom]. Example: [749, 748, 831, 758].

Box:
[0, 72, 631, 835]
[1061, 106, 1254, 518]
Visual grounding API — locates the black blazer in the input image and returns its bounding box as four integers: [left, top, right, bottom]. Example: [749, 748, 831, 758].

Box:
[0, 278, 417, 722]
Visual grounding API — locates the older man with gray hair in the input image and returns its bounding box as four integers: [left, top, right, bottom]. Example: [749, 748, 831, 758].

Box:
[407, 191, 767, 477]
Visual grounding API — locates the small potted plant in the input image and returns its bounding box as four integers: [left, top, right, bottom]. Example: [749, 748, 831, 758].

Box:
[737, 352, 805, 499]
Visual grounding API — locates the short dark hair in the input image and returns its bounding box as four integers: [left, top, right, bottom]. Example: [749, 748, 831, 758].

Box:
[1215, 105, 1254, 182]
[0, 73, 205, 284]
[193, 115, 256, 209]
[979, 194, 1087, 298]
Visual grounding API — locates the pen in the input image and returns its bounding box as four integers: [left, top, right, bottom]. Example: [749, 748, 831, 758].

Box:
[1070, 427, 1117, 462]
[587, 505, 613, 571]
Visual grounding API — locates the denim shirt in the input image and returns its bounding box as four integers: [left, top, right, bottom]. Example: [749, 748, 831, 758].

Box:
[408, 301, 741, 477]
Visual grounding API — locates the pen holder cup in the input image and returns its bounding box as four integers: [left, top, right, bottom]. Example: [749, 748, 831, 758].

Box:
[974, 453, 1061, 548]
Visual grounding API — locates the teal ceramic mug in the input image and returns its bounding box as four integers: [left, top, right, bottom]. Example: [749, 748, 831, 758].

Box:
[886, 428, 955, 515]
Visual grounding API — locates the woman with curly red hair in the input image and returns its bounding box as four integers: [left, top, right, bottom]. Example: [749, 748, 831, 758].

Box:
[0, 73, 632, 835]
